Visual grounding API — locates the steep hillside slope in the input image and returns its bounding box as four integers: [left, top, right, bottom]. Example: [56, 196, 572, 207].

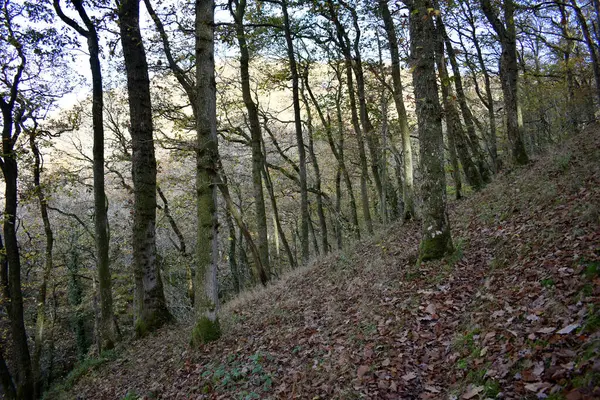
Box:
[61, 125, 599, 399]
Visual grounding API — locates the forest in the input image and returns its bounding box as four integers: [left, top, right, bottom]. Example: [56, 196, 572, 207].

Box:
[0, 0, 599, 398]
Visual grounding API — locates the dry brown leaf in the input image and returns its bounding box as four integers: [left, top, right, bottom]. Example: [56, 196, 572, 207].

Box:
[402, 372, 417, 381]
[357, 365, 370, 379]
[462, 385, 484, 399]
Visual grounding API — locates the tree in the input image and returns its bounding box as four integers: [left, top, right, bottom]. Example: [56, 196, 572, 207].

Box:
[53, 0, 120, 350]
[281, 0, 311, 262]
[191, 0, 221, 345]
[116, 0, 172, 336]
[228, 0, 272, 279]
[379, 0, 416, 219]
[405, 0, 454, 261]
[480, 0, 529, 165]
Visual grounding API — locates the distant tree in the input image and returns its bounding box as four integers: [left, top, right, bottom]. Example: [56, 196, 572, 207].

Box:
[480, 0, 529, 165]
[379, 0, 416, 219]
[53, 0, 120, 350]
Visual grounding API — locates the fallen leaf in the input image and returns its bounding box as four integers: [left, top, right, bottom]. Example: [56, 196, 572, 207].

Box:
[533, 362, 544, 377]
[425, 303, 436, 315]
[402, 372, 417, 381]
[557, 323, 580, 334]
[425, 385, 441, 393]
[462, 385, 484, 399]
[357, 365, 370, 379]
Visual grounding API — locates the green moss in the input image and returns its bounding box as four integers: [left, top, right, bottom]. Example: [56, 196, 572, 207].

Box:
[191, 316, 221, 346]
[135, 308, 172, 338]
[418, 229, 453, 263]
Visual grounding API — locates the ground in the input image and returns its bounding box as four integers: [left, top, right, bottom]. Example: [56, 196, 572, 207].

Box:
[55, 124, 600, 399]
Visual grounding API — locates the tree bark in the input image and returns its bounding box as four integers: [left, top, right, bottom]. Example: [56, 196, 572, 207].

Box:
[339, 1, 384, 219]
[326, 0, 373, 234]
[0, 345, 16, 400]
[438, 16, 492, 182]
[300, 79, 329, 254]
[192, 0, 221, 344]
[570, 0, 600, 106]
[28, 127, 55, 397]
[379, 0, 416, 219]
[54, 0, 119, 350]
[480, 0, 529, 165]
[230, 0, 271, 277]
[406, 0, 453, 261]
[433, 31, 463, 199]
[305, 64, 360, 240]
[118, 0, 172, 336]
[281, 0, 310, 263]
[461, 0, 498, 170]
[157, 186, 194, 305]
[0, 16, 33, 397]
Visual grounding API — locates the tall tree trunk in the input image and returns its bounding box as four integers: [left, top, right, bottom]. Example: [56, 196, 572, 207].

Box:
[0, 346, 16, 400]
[118, 0, 172, 336]
[433, 33, 463, 199]
[461, 0, 499, 170]
[379, 0, 416, 219]
[28, 128, 55, 397]
[340, 1, 384, 218]
[481, 0, 529, 165]
[334, 169, 343, 249]
[225, 210, 240, 294]
[327, 0, 373, 234]
[281, 0, 310, 263]
[558, 2, 579, 133]
[570, 0, 600, 106]
[0, 31, 33, 397]
[157, 186, 194, 305]
[192, 0, 221, 345]
[438, 16, 492, 182]
[301, 80, 329, 253]
[305, 64, 360, 240]
[230, 0, 271, 277]
[407, 0, 453, 261]
[261, 141, 297, 270]
[54, 0, 119, 350]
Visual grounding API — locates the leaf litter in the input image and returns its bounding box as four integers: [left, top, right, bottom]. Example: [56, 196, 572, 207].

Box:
[66, 126, 600, 399]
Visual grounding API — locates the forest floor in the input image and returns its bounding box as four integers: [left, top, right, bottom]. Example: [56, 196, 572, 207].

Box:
[58, 124, 600, 400]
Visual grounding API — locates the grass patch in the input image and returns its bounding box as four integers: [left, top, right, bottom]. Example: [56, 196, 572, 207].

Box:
[541, 277, 556, 288]
[43, 349, 118, 400]
[197, 351, 275, 398]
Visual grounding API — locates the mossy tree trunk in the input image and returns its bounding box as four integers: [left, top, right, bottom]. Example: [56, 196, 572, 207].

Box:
[193, 0, 221, 345]
[406, 0, 454, 261]
[118, 0, 172, 336]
